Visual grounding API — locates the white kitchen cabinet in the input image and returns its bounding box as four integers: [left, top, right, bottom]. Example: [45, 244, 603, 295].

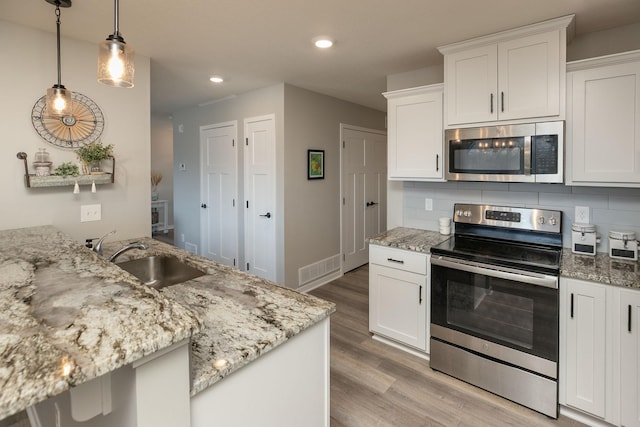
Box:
[620, 289, 640, 427]
[369, 245, 429, 352]
[439, 15, 572, 127]
[383, 84, 444, 181]
[566, 51, 640, 187]
[561, 278, 609, 419]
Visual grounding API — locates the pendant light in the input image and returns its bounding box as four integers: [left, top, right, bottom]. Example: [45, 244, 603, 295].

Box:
[44, 0, 73, 117]
[97, 0, 135, 88]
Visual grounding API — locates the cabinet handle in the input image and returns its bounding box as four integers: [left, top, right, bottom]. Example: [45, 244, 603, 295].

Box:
[629, 304, 633, 332]
[501, 91, 505, 113]
[490, 93, 494, 114]
[570, 293, 574, 318]
[419, 285, 423, 305]
[387, 258, 404, 264]
[436, 154, 439, 172]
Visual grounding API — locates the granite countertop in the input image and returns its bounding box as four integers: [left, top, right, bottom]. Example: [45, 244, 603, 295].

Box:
[561, 251, 640, 289]
[0, 226, 335, 421]
[100, 239, 336, 396]
[370, 227, 640, 290]
[0, 226, 202, 421]
[367, 227, 451, 253]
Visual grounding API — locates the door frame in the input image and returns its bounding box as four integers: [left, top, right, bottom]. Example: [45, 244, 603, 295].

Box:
[199, 120, 239, 266]
[339, 123, 387, 274]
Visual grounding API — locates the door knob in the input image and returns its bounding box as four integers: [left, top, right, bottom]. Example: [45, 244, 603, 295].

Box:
[201, 203, 207, 208]
[366, 201, 378, 207]
[259, 212, 272, 218]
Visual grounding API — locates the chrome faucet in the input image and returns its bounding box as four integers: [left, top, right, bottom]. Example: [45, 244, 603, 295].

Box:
[108, 242, 149, 263]
[93, 230, 117, 255]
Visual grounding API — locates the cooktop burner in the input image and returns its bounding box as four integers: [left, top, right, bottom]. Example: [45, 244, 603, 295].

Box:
[430, 235, 561, 275]
[431, 203, 563, 275]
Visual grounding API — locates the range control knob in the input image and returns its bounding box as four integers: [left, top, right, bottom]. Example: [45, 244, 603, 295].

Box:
[549, 217, 557, 226]
[464, 210, 472, 217]
[538, 216, 546, 225]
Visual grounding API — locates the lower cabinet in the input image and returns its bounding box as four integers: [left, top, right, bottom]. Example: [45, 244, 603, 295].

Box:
[561, 277, 640, 427]
[561, 278, 610, 419]
[369, 245, 429, 352]
[620, 289, 640, 427]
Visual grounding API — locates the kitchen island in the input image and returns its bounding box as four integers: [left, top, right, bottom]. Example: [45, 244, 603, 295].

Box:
[0, 226, 335, 427]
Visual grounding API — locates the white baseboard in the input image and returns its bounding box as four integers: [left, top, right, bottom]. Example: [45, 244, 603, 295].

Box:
[559, 405, 613, 427]
[371, 334, 430, 361]
[298, 270, 342, 293]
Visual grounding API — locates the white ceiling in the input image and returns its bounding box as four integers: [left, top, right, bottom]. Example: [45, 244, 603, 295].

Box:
[4, 0, 640, 116]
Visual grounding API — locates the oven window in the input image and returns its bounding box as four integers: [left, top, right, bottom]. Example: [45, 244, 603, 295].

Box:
[431, 264, 558, 361]
[447, 278, 534, 349]
[450, 137, 524, 174]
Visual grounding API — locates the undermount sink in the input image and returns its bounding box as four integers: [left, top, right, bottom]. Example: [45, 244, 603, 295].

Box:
[116, 255, 206, 289]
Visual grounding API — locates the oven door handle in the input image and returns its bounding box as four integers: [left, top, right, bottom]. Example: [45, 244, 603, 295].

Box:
[431, 256, 558, 289]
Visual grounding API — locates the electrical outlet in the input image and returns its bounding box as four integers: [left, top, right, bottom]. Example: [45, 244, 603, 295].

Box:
[575, 206, 590, 224]
[81, 204, 102, 222]
[425, 198, 433, 211]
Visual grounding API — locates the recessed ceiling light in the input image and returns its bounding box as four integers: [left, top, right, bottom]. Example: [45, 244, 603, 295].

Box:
[313, 38, 334, 49]
[209, 76, 224, 83]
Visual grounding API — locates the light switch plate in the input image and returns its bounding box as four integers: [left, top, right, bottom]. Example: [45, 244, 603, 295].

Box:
[425, 198, 433, 211]
[81, 204, 102, 222]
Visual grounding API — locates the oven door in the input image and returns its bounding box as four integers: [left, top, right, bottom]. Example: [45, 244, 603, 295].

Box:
[430, 256, 558, 378]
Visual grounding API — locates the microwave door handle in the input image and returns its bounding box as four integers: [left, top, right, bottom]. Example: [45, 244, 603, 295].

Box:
[524, 136, 532, 175]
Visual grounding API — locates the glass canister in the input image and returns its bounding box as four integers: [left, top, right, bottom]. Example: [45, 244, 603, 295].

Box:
[608, 230, 638, 261]
[33, 148, 52, 176]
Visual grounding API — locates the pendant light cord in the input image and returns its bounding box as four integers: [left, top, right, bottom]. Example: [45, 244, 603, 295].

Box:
[55, 2, 62, 87]
[113, 0, 121, 39]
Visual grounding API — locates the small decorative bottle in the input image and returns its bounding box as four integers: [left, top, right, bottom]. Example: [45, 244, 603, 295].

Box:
[33, 148, 52, 176]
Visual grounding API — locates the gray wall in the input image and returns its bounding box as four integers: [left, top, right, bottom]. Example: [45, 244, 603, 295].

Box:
[171, 83, 385, 288]
[283, 84, 386, 287]
[171, 84, 285, 278]
[1, 20, 151, 242]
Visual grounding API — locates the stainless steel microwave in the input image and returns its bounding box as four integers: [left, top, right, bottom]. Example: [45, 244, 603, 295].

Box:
[445, 121, 564, 183]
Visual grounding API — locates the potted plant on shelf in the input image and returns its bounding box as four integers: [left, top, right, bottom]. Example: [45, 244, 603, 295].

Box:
[75, 141, 113, 174]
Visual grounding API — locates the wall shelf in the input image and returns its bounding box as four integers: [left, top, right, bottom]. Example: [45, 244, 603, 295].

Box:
[17, 152, 115, 188]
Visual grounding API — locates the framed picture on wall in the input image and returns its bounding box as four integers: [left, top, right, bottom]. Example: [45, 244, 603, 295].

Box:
[308, 149, 324, 180]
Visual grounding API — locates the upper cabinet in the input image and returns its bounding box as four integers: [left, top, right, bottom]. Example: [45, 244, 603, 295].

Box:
[438, 15, 574, 127]
[383, 84, 444, 181]
[566, 50, 640, 187]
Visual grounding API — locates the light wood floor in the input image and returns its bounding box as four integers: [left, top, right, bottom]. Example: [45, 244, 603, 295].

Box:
[310, 265, 586, 427]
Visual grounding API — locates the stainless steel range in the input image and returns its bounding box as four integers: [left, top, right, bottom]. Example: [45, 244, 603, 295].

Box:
[429, 203, 562, 418]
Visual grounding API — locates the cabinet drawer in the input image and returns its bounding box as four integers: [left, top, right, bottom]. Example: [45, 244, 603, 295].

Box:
[369, 245, 427, 275]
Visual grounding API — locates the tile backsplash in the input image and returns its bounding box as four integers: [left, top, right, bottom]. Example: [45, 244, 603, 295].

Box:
[402, 181, 640, 253]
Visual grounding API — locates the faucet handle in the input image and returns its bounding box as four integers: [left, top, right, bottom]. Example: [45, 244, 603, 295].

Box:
[94, 230, 117, 255]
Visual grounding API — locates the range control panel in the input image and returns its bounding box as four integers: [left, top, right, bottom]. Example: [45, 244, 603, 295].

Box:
[454, 203, 562, 233]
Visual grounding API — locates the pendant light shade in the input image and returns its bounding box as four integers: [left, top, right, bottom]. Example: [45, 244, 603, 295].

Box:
[45, 0, 73, 117]
[97, 0, 135, 88]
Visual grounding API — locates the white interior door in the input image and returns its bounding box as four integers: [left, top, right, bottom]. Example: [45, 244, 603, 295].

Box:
[200, 122, 238, 268]
[342, 125, 387, 272]
[244, 115, 276, 281]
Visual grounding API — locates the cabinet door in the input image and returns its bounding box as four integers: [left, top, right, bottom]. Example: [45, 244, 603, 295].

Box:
[386, 86, 443, 180]
[445, 44, 498, 125]
[620, 289, 640, 427]
[498, 31, 561, 121]
[369, 263, 427, 351]
[570, 61, 640, 184]
[563, 278, 607, 418]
